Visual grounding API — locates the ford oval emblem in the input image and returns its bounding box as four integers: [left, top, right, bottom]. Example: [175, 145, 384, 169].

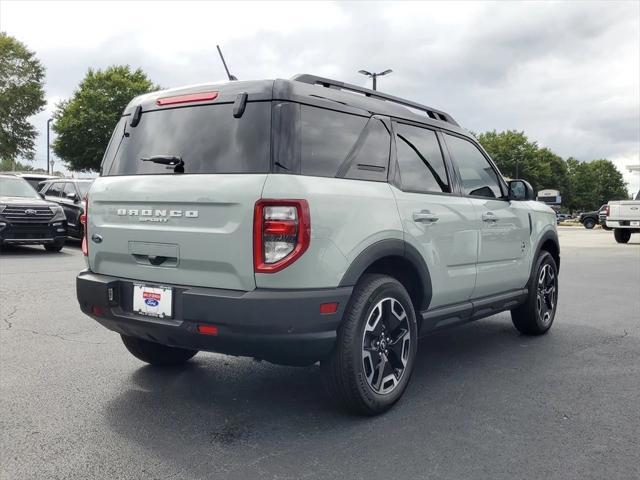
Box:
[144, 298, 159, 307]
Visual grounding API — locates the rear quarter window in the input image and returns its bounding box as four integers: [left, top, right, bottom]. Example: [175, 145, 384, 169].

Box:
[300, 106, 389, 180]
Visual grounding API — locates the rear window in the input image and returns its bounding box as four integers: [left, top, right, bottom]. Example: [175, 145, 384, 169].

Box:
[103, 102, 271, 176]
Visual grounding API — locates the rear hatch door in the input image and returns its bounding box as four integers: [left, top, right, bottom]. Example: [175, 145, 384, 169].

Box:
[88, 84, 272, 291]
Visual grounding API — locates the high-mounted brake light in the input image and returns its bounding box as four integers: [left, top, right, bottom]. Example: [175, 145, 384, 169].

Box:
[80, 195, 88, 256]
[156, 91, 218, 106]
[253, 199, 310, 273]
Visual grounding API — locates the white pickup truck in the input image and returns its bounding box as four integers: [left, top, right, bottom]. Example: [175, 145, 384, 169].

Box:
[606, 192, 640, 243]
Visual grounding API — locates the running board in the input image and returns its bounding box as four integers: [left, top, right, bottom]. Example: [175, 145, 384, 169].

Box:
[419, 288, 528, 335]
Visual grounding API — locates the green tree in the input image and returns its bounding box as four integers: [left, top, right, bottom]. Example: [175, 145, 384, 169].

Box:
[588, 159, 628, 207]
[0, 33, 46, 163]
[52, 66, 157, 171]
[476, 130, 569, 197]
[0, 157, 35, 172]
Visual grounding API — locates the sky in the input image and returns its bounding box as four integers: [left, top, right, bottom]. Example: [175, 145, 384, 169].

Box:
[1, 0, 639, 193]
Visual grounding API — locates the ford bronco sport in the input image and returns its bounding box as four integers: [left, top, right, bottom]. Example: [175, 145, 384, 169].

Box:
[76, 75, 560, 415]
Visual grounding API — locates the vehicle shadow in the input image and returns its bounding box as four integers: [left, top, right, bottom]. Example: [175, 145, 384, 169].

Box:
[101, 314, 616, 476]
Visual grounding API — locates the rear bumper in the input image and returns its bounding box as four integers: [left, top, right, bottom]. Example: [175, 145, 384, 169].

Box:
[0, 220, 67, 245]
[606, 219, 640, 229]
[76, 270, 352, 365]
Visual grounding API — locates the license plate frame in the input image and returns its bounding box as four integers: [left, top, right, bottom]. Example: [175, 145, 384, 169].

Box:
[133, 284, 173, 318]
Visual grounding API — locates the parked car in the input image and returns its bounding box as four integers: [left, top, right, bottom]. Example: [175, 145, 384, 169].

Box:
[0, 174, 67, 251]
[606, 195, 640, 243]
[579, 205, 606, 229]
[556, 213, 572, 224]
[76, 74, 560, 415]
[40, 179, 93, 239]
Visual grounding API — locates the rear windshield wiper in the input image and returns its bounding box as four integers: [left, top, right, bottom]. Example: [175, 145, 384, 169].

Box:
[141, 155, 184, 173]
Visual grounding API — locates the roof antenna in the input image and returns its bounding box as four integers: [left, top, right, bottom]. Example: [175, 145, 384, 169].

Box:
[216, 45, 238, 81]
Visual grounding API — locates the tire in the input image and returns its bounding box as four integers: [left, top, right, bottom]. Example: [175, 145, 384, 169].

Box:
[44, 240, 65, 252]
[320, 274, 418, 415]
[583, 218, 596, 229]
[121, 335, 198, 366]
[614, 229, 631, 244]
[511, 251, 558, 336]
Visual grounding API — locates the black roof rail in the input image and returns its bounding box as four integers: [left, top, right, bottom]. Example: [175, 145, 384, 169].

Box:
[291, 74, 459, 126]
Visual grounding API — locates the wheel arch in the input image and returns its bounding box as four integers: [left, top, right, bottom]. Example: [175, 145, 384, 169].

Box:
[530, 229, 560, 284]
[339, 239, 432, 314]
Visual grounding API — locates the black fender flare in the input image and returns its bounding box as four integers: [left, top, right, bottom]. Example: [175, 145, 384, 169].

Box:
[338, 239, 433, 310]
[528, 228, 560, 286]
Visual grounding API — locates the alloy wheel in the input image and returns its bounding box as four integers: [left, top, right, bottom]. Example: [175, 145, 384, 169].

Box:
[361, 297, 411, 394]
[536, 263, 556, 326]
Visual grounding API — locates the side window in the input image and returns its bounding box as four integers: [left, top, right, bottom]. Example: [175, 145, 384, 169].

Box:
[46, 182, 64, 197]
[63, 183, 77, 198]
[444, 134, 503, 198]
[342, 117, 390, 181]
[300, 106, 368, 178]
[395, 123, 449, 193]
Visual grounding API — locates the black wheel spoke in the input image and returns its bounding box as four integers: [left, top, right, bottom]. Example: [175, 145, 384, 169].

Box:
[372, 355, 388, 390]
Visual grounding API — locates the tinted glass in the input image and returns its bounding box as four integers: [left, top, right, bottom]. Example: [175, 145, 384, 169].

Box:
[300, 106, 368, 177]
[395, 123, 449, 193]
[343, 118, 391, 182]
[63, 182, 77, 197]
[104, 103, 271, 175]
[46, 182, 64, 197]
[445, 134, 503, 198]
[0, 177, 39, 198]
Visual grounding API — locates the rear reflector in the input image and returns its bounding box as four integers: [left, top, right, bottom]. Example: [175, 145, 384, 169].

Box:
[320, 302, 339, 314]
[156, 91, 218, 106]
[91, 306, 105, 316]
[197, 325, 218, 336]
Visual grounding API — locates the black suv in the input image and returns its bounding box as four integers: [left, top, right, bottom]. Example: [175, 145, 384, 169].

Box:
[0, 175, 68, 251]
[40, 179, 93, 239]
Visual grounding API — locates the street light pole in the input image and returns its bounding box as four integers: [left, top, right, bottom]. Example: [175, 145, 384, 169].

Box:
[46, 118, 52, 175]
[358, 69, 393, 91]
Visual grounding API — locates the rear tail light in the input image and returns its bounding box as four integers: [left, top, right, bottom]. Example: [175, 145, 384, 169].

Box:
[603, 205, 610, 216]
[80, 195, 88, 256]
[253, 199, 310, 273]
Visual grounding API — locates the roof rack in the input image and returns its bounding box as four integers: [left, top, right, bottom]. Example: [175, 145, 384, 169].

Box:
[291, 74, 459, 126]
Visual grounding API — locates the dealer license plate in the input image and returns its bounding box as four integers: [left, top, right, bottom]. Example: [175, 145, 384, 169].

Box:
[133, 284, 173, 318]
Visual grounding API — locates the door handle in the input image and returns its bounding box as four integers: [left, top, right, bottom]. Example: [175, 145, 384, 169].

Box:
[482, 212, 498, 222]
[413, 211, 439, 223]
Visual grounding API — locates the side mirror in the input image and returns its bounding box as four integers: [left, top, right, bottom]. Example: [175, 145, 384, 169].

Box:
[65, 192, 79, 202]
[39, 192, 45, 199]
[508, 180, 535, 201]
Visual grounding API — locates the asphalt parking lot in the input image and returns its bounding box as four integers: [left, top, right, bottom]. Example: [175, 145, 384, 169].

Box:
[1, 228, 639, 480]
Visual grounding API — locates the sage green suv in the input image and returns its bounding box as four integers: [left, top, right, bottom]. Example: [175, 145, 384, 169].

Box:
[76, 75, 560, 415]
